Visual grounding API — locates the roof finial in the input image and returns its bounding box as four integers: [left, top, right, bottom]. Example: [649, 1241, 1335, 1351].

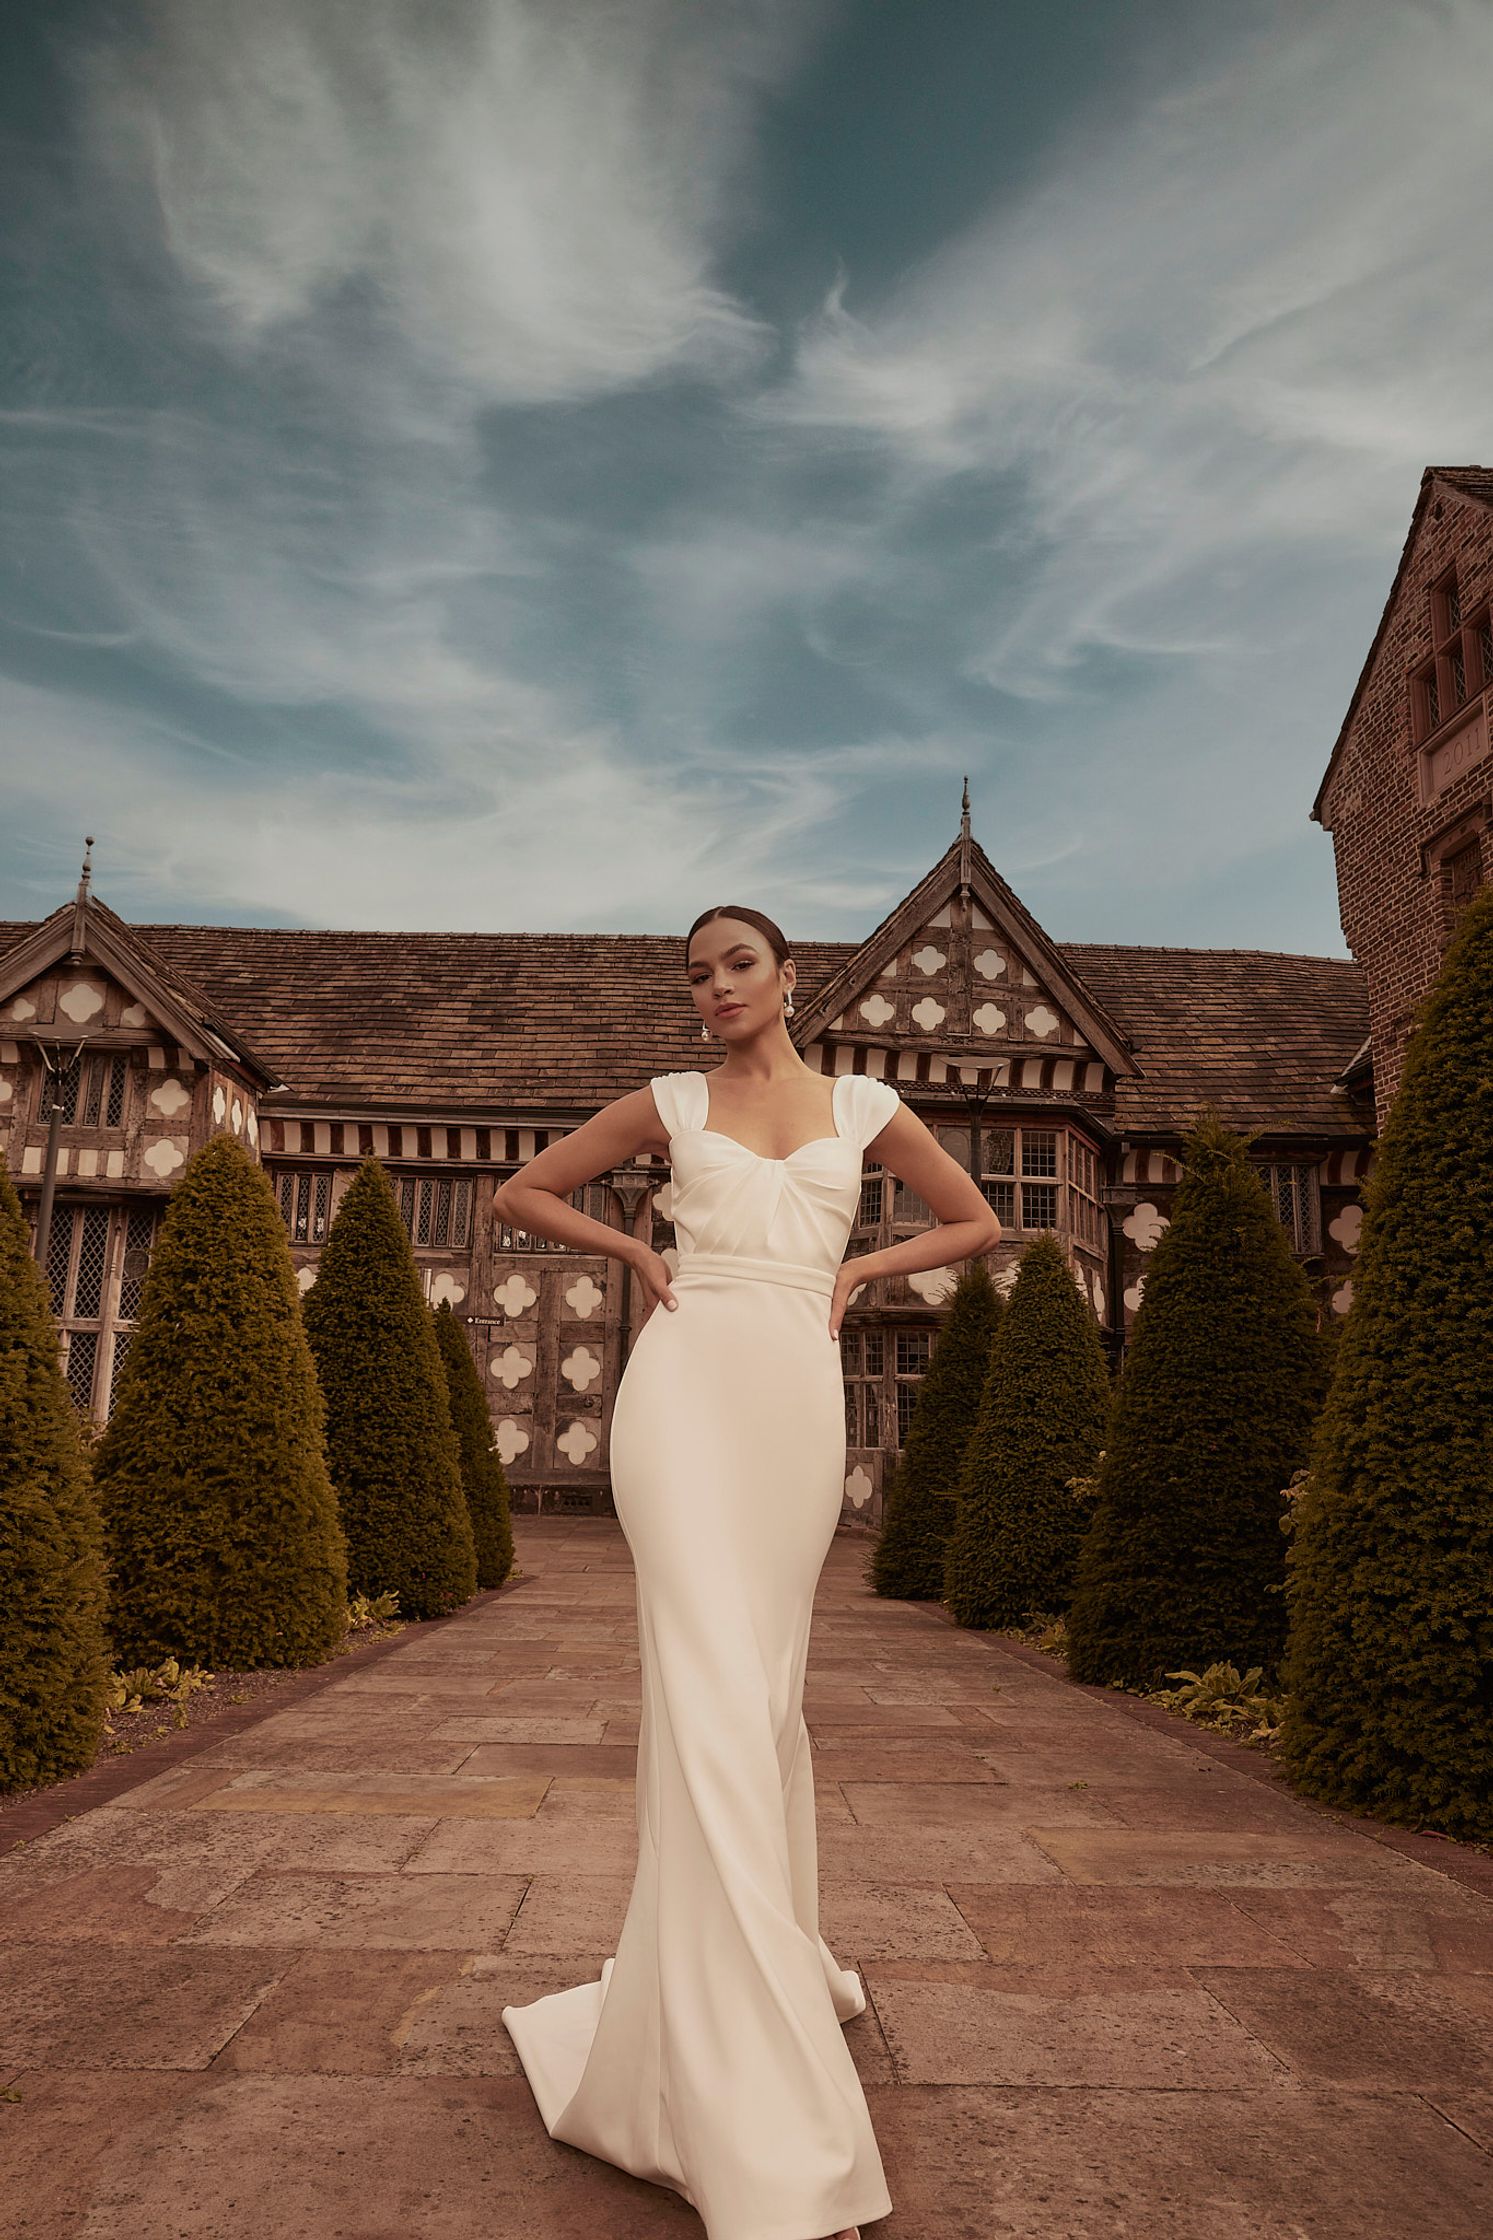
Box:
[960, 775, 970, 838]
[70, 835, 94, 960]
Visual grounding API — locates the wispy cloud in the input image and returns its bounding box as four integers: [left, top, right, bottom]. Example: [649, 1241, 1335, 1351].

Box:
[1, 2, 881, 926]
[763, 0, 1493, 697]
[4, 664, 917, 931]
[80, 0, 821, 404]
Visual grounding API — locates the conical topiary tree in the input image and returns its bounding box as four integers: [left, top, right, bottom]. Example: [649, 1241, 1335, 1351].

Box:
[1280, 880, 1493, 1842]
[93, 1134, 348, 1670]
[944, 1235, 1112, 1629]
[432, 1299, 514, 1590]
[0, 1153, 111, 1791]
[869, 1258, 1003, 1599]
[303, 1160, 475, 1620]
[1066, 1106, 1328, 1691]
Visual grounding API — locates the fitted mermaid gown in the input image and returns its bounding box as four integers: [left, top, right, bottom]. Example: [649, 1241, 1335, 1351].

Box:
[501, 1066, 900, 2240]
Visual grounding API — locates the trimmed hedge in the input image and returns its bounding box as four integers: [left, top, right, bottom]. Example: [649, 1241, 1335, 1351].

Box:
[303, 1160, 475, 1620]
[1280, 880, 1493, 1842]
[93, 1133, 348, 1669]
[868, 1259, 1003, 1600]
[0, 1154, 112, 1791]
[432, 1300, 515, 1590]
[944, 1234, 1111, 1629]
[1066, 1107, 1327, 1691]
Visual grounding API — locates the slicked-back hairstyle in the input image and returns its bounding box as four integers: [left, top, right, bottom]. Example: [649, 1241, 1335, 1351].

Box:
[683, 906, 791, 975]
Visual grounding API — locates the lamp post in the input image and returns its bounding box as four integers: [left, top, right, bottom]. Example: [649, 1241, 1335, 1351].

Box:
[31, 1036, 86, 1271]
[30, 837, 98, 1271]
[950, 1060, 998, 1196]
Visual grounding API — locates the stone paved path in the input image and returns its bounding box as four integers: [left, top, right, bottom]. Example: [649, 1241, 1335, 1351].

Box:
[2, 1516, 1492, 2239]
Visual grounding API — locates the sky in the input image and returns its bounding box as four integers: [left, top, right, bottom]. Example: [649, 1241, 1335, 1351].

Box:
[3, 0, 1491, 956]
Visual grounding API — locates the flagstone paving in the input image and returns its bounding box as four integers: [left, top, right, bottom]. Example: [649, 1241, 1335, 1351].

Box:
[2, 1514, 1492, 2238]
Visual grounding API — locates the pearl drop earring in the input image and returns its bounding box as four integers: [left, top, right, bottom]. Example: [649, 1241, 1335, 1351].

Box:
[700, 1017, 710, 1039]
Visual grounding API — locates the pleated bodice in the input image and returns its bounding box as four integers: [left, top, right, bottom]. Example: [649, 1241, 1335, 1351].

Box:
[650, 1068, 901, 1290]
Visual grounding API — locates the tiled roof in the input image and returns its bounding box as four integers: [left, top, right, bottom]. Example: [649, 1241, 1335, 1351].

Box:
[1060, 943, 1369, 1137]
[0, 916, 1368, 1140]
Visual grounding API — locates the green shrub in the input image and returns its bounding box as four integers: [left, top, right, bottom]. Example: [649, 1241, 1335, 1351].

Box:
[93, 1134, 348, 1669]
[303, 1160, 475, 1620]
[432, 1299, 514, 1589]
[1066, 1106, 1327, 1691]
[0, 1153, 112, 1791]
[1317, 1300, 1347, 1380]
[944, 1234, 1111, 1628]
[1280, 882, 1493, 1841]
[869, 1259, 1003, 1600]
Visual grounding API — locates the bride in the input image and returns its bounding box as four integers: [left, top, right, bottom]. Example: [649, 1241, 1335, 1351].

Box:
[495, 904, 1002, 2240]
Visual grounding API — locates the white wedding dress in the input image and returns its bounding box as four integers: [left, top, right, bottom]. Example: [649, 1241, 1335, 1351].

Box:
[502, 1067, 900, 2240]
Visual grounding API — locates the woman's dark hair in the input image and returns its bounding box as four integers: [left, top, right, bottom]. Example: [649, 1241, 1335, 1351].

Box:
[683, 906, 791, 974]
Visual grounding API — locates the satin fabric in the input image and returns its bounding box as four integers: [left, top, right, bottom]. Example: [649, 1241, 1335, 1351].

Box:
[502, 1067, 900, 2240]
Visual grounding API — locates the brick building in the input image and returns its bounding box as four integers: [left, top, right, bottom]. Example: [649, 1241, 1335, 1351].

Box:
[1313, 465, 1493, 1127]
[2, 801, 1371, 1525]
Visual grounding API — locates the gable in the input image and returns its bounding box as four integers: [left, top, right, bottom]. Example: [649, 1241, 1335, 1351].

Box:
[3, 958, 165, 1040]
[0, 893, 278, 1087]
[1314, 465, 1493, 827]
[792, 823, 1139, 1092]
[824, 897, 1088, 1051]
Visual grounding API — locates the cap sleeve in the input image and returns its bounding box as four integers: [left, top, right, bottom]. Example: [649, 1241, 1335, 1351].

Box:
[840, 1073, 901, 1152]
[648, 1071, 706, 1144]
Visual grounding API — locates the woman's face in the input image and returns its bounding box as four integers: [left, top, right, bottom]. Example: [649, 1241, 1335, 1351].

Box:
[686, 918, 790, 1039]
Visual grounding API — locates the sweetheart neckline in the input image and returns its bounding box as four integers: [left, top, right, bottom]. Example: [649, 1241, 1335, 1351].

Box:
[673, 1066, 850, 1164]
[669, 1128, 855, 1165]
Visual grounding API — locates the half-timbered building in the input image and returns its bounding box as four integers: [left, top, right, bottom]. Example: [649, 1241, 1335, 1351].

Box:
[2, 797, 1372, 1526]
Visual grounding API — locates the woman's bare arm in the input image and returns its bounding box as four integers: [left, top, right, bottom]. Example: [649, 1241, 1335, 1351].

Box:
[491, 1086, 1002, 1336]
[490, 1085, 668, 1263]
[857, 1102, 1003, 1275]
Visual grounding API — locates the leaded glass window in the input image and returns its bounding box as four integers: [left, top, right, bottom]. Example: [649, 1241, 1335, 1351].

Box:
[272, 1166, 334, 1245]
[47, 1053, 83, 1125]
[840, 1326, 884, 1449]
[1022, 1182, 1058, 1229]
[395, 1171, 475, 1249]
[1068, 1134, 1105, 1252]
[980, 1177, 1015, 1225]
[495, 1177, 603, 1253]
[982, 1129, 1015, 1176]
[895, 1330, 931, 1376]
[46, 1053, 128, 1128]
[41, 1201, 156, 1419]
[1249, 1162, 1320, 1254]
[1021, 1130, 1058, 1176]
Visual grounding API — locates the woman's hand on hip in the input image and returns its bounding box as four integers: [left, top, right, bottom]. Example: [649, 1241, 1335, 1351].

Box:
[828, 1261, 868, 1341]
[632, 1244, 678, 1325]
